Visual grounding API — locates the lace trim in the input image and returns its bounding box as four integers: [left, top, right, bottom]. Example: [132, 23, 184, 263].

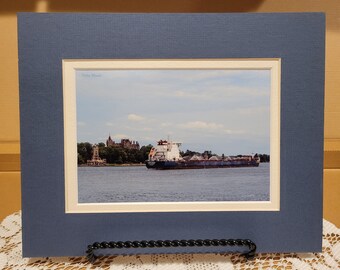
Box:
[1, 212, 339, 270]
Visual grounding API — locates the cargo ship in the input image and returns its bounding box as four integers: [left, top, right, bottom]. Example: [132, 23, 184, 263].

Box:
[145, 140, 260, 170]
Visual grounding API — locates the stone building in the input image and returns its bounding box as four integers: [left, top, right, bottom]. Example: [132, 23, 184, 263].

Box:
[106, 135, 140, 150]
[87, 145, 106, 166]
[120, 139, 140, 150]
[106, 135, 115, 147]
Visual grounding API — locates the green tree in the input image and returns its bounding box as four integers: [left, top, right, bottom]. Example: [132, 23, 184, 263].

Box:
[139, 144, 153, 161]
[77, 142, 92, 164]
[78, 142, 166, 165]
[106, 146, 119, 163]
[259, 154, 270, 162]
[182, 149, 200, 158]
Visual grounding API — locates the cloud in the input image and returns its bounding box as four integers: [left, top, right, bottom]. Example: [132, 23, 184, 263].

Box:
[125, 126, 152, 131]
[161, 122, 173, 127]
[179, 121, 245, 135]
[173, 90, 210, 100]
[180, 121, 223, 130]
[169, 85, 269, 102]
[223, 129, 245, 135]
[76, 69, 269, 152]
[238, 106, 269, 115]
[97, 137, 108, 142]
[112, 133, 130, 140]
[77, 121, 86, 126]
[127, 114, 145, 122]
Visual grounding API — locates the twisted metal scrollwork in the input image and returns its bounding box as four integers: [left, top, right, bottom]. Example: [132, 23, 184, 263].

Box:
[86, 238, 256, 263]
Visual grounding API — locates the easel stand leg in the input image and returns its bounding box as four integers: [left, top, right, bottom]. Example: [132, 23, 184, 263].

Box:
[86, 238, 256, 263]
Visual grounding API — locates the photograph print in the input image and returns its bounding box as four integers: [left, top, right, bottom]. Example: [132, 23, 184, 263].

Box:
[74, 60, 277, 207]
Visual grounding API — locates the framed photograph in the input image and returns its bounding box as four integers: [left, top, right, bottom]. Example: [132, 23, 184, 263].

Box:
[18, 13, 325, 257]
[63, 59, 280, 213]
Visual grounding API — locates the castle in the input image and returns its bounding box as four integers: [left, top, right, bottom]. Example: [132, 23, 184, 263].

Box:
[106, 135, 140, 150]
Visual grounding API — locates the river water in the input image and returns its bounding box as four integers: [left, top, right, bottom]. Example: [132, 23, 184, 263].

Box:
[78, 163, 269, 203]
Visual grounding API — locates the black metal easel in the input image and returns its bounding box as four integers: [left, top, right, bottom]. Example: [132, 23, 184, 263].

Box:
[86, 238, 256, 263]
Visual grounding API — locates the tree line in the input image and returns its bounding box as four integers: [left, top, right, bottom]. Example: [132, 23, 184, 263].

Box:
[181, 150, 270, 162]
[77, 142, 152, 165]
[78, 142, 270, 165]
[254, 153, 270, 162]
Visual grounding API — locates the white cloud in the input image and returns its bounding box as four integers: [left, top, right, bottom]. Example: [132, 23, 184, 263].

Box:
[173, 90, 210, 100]
[125, 126, 152, 132]
[169, 85, 269, 101]
[238, 106, 269, 115]
[76, 69, 270, 153]
[174, 91, 186, 97]
[161, 122, 173, 127]
[77, 121, 86, 126]
[223, 129, 245, 135]
[127, 114, 145, 122]
[180, 121, 224, 130]
[179, 121, 245, 135]
[112, 133, 130, 140]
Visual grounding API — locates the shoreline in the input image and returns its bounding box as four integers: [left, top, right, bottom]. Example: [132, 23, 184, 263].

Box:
[79, 163, 145, 167]
[79, 161, 270, 168]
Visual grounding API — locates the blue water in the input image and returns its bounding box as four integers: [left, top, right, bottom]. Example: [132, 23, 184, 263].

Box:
[78, 163, 269, 203]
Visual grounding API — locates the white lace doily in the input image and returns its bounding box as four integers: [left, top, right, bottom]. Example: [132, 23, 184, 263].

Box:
[1, 212, 339, 269]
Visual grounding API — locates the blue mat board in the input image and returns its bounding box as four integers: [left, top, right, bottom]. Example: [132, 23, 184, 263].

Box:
[18, 13, 324, 257]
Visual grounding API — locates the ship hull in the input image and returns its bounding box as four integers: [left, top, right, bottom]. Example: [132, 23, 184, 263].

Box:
[146, 160, 259, 170]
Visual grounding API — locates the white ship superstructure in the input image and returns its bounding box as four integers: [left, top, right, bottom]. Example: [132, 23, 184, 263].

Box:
[148, 140, 182, 161]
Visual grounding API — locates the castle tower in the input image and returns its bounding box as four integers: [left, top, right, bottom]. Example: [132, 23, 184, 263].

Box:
[92, 145, 100, 160]
[87, 144, 106, 166]
[106, 134, 115, 147]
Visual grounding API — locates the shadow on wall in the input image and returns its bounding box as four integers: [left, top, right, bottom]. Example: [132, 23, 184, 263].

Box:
[1, 0, 339, 30]
[0, 0, 264, 13]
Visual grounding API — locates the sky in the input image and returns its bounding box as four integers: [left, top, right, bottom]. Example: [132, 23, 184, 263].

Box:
[76, 69, 271, 155]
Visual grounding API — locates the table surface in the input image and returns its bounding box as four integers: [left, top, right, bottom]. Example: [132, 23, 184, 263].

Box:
[1, 212, 339, 270]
